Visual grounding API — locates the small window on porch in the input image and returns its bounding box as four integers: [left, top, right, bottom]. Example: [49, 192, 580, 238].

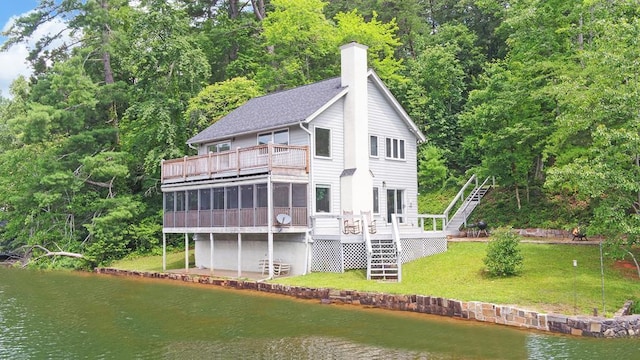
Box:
[292, 183, 307, 207]
[212, 188, 225, 210]
[199, 189, 211, 210]
[241, 185, 254, 208]
[314, 127, 331, 158]
[258, 129, 289, 145]
[226, 186, 238, 209]
[315, 185, 330, 213]
[188, 190, 198, 211]
[176, 191, 186, 211]
[273, 183, 290, 207]
[164, 192, 174, 212]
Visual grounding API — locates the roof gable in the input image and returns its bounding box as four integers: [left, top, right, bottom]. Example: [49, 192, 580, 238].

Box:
[188, 77, 345, 145]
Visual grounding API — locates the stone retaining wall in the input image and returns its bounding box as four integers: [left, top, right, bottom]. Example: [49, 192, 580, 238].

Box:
[95, 267, 638, 338]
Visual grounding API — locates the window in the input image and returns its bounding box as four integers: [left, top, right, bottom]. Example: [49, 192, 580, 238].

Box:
[385, 137, 405, 160]
[188, 190, 198, 211]
[386, 189, 404, 223]
[207, 141, 231, 153]
[370, 135, 378, 157]
[373, 187, 379, 214]
[315, 127, 331, 158]
[226, 186, 238, 209]
[212, 188, 225, 210]
[200, 189, 211, 210]
[292, 183, 307, 207]
[241, 185, 254, 209]
[273, 183, 290, 207]
[315, 185, 330, 213]
[176, 191, 185, 211]
[258, 129, 289, 145]
[165, 192, 174, 212]
[256, 184, 268, 208]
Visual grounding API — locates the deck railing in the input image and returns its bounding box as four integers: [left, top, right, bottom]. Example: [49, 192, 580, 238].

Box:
[161, 144, 309, 183]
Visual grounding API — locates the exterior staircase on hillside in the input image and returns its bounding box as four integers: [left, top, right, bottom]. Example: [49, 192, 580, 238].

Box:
[368, 238, 399, 281]
[441, 176, 494, 236]
[444, 186, 490, 235]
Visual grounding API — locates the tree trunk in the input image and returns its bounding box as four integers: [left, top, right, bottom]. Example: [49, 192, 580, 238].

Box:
[515, 184, 521, 210]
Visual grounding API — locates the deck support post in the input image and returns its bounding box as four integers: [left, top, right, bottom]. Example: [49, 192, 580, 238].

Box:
[210, 233, 214, 274]
[267, 175, 274, 278]
[162, 232, 166, 272]
[184, 233, 189, 273]
[237, 233, 242, 278]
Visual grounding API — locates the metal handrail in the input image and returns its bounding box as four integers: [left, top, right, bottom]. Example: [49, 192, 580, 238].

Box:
[455, 176, 493, 228]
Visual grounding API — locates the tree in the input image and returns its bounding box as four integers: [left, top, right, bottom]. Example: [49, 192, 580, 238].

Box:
[546, 1, 640, 257]
[185, 77, 263, 136]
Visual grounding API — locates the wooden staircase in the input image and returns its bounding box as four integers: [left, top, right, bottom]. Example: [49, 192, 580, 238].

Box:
[369, 238, 399, 281]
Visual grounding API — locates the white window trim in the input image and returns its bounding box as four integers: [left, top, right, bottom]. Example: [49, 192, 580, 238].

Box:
[314, 184, 331, 213]
[314, 126, 332, 159]
[385, 137, 406, 161]
[257, 128, 290, 145]
[205, 140, 232, 154]
[369, 135, 379, 158]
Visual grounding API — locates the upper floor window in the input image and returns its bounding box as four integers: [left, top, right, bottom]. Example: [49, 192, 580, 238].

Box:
[258, 129, 289, 145]
[370, 135, 378, 157]
[315, 185, 331, 213]
[315, 127, 331, 158]
[385, 137, 405, 160]
[208, 141, 231, 153]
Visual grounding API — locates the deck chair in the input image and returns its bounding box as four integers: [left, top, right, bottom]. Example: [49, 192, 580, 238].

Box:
[362, 211, 377, 234]
[342, 210, 361, 234]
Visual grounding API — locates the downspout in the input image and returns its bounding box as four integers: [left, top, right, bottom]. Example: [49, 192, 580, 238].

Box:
[299, 122, 314, 274]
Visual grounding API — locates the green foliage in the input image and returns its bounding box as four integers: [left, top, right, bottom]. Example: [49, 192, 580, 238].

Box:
[185, 77, 263, 136]
[483, 227, 523, 277]
[417, 145, 447, 192]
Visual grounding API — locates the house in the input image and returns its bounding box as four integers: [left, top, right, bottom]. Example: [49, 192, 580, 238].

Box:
[160, 42, 447, 280]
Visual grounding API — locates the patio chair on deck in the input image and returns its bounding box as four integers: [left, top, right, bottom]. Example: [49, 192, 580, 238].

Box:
[362, 211, 377, 234]
[342, 210, 361, 234]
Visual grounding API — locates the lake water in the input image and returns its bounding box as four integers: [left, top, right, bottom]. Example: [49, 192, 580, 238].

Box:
[0, 267, 638, 359]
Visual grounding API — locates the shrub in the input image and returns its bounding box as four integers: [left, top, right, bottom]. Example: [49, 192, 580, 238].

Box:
[483, 227, 523, 277]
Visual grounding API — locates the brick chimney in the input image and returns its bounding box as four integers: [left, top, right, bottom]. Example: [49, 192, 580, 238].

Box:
[340, 42, 373, 214]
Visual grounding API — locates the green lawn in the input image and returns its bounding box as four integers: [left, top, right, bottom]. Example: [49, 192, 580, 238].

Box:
[111, 242, 639, 316]
[271, 242, 639, 316]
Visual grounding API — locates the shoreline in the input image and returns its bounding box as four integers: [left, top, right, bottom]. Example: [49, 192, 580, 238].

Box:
[94, 267, 639, 339]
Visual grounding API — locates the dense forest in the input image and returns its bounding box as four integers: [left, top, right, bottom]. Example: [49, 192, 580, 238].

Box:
[0, 0, 638, 268]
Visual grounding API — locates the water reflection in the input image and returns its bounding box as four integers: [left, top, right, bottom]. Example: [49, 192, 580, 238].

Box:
[0, 268, 638, 359]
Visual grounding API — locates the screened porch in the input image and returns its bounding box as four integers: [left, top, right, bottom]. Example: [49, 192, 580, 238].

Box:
[163, 182, 309, 229]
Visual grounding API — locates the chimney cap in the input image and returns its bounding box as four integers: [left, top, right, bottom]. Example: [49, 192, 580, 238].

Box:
[340, 42, 368, 50]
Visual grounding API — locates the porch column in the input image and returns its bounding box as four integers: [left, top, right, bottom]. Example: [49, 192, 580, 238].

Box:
[267, 175, 274, 278]
[237, 233, 242, 278]
[209, 233, 214, 275]
[184, 233, 189, 273]
[162, 232, 166, 272]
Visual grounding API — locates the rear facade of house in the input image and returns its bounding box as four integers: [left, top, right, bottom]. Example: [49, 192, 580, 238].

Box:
[160, 43, 447, 279]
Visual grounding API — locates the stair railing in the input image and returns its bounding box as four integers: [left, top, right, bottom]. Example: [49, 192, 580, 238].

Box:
[391, 214, 403, 283]
[455, 176, 493, 228]
[361, 214, 373, 280]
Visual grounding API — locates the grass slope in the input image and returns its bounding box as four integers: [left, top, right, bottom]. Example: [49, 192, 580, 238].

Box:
[271, 242, 638, 316]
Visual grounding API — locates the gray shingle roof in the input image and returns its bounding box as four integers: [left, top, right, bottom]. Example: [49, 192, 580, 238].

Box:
[187, 77, 345, 145]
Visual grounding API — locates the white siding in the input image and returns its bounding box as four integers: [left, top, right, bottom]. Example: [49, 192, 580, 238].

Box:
[309, 98, 345, 219]
[197, 125, 310, 155]
[194, 233, 308, 276]
[367, 79, 420, 227]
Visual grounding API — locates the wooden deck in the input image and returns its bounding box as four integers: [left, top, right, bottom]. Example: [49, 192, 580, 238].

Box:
[161, 144, 309, 183]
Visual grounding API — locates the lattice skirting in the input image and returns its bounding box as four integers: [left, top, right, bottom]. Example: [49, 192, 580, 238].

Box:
[311, 235, 447, 273]
[310, 239, 343, 273]
[400, 236, 448, 264]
